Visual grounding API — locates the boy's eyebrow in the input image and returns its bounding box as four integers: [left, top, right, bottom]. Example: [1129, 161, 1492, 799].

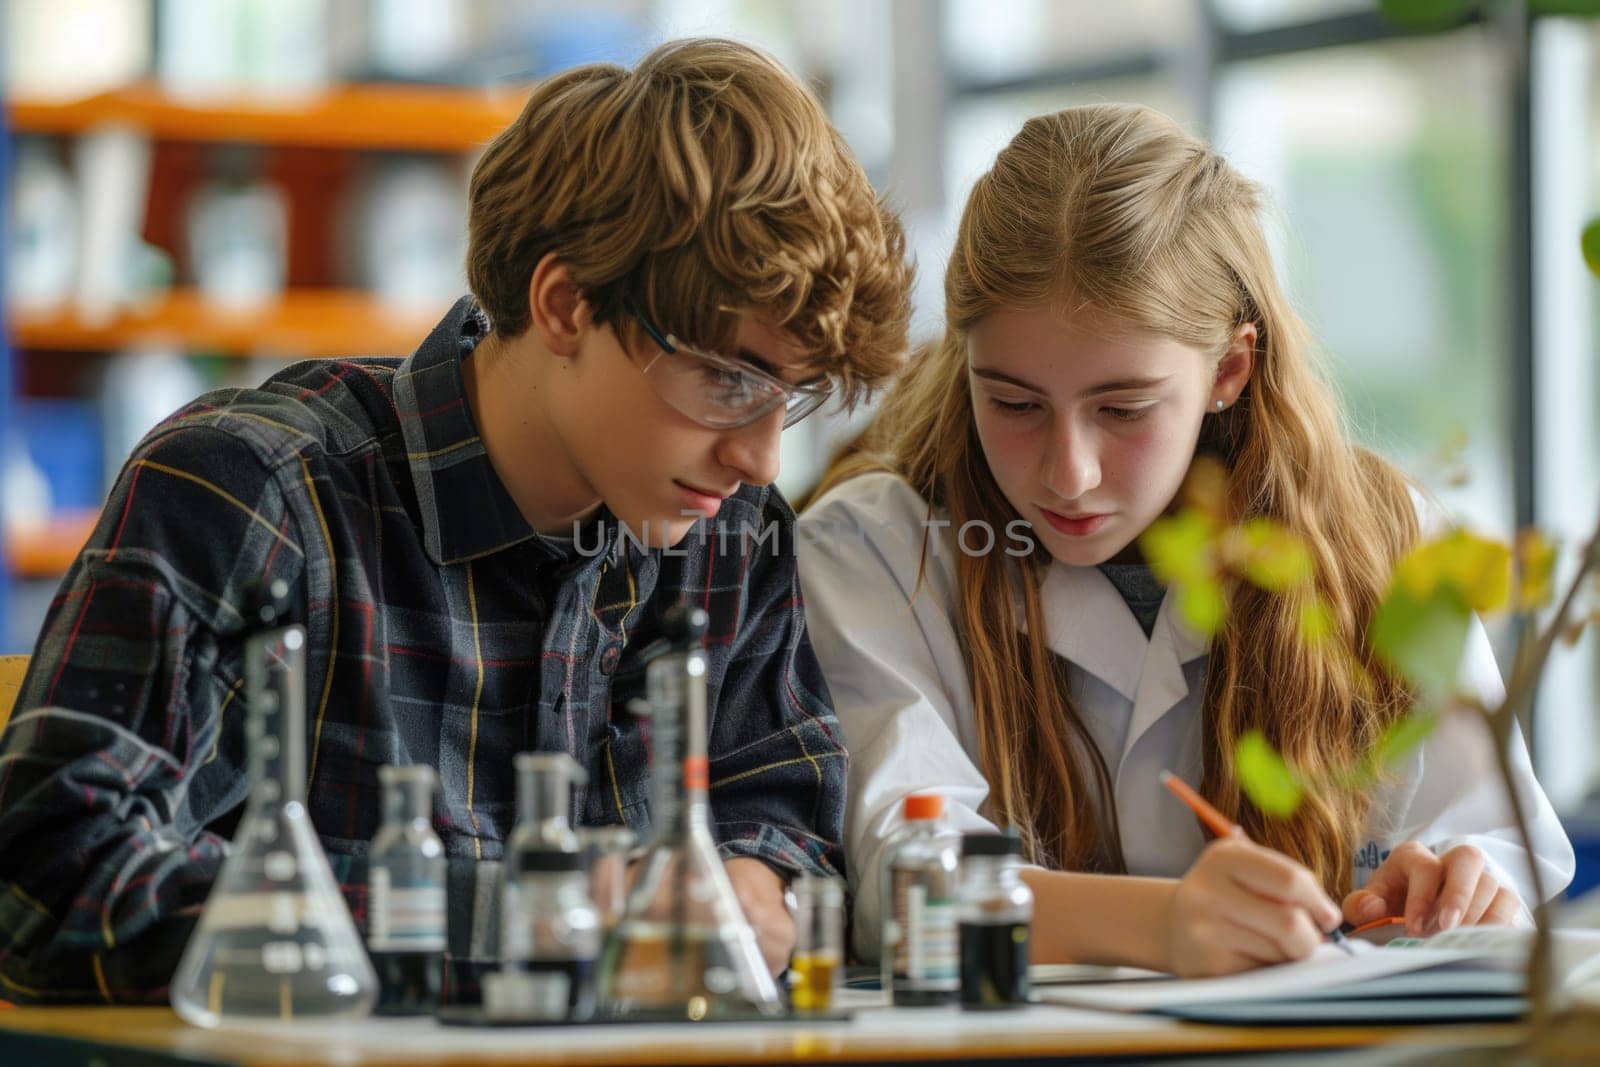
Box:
[735, 347, 827, 388]
[734, 347, 785, 378]
[970, 366, 1171, 398]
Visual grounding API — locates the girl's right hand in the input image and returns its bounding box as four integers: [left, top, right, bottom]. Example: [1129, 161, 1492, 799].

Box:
[1166, 837, 1344, 977]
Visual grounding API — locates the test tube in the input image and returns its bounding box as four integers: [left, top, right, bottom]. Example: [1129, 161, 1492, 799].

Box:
[789, 874, 844, 1013]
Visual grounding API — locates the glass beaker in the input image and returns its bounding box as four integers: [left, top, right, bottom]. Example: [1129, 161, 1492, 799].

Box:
[594, 606, 781, 1019]
[170, 604, 377, 1027]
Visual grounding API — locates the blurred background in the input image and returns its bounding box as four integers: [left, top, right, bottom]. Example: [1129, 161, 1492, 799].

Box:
[3, 0, 1599, 883]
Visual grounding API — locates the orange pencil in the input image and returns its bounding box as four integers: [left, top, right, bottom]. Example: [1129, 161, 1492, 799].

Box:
[1159, 769, 1354, 954]
[1159, 770, 1240, 839]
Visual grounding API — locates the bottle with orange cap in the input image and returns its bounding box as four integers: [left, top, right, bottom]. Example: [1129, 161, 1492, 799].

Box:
[881, 793, 961, 1006]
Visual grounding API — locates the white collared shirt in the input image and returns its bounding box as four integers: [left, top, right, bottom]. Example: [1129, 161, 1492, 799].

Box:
[798, 472, 1575, 960]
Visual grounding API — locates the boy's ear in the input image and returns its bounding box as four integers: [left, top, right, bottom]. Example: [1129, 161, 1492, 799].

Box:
[526, 252, 592, 359]
[1213, 321, 1257, 407]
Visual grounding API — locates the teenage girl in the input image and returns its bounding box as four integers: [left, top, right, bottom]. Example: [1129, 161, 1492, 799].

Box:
[798, 104, 1574, 977]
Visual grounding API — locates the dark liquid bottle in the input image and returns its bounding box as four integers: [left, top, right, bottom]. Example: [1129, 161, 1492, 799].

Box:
[491, 754, 600, 1022]
[493, 849, 600, 1021]
[956, 831, 1032, 1010]
[372, 949, 444, 1014]
[367, 765, 447, 1015]
[502, 957, 598, 1018]
[959, 921, 1030, 1009]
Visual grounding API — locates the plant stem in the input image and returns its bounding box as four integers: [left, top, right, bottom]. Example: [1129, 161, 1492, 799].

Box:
[1489, 512, 1600, 1038]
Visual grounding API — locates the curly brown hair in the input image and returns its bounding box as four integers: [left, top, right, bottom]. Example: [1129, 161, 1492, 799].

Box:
[467, 37, 913, 406]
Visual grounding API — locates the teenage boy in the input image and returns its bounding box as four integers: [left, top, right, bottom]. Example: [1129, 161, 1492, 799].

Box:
[0, 37, 912, 1003]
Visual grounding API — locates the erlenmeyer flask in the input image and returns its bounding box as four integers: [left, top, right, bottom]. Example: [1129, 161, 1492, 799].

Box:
[594, 606, 781, 1019]
[171, 585, 377, 1026]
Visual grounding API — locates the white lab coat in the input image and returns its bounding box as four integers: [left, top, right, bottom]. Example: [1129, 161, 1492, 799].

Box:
[797, 471, 1575, 960]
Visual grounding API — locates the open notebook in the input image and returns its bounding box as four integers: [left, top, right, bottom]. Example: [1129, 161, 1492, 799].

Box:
[1035, 927, 1600, 1025]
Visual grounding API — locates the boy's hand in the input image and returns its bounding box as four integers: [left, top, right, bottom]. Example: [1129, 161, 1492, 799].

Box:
[1166, 837, 1342, 977]
[1341, 841, 1523, 937]
[724, 857, 796, 976]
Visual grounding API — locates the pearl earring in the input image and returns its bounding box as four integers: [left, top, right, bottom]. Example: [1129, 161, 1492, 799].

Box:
[1214, 399, 1225, 411]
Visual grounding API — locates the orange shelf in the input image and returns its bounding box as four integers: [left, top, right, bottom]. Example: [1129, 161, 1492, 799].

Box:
[7, 82, 528, 152]
[6, 511, 98, 579]
[8, 289, 451, 357]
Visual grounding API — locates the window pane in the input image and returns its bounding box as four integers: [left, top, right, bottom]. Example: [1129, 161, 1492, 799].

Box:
[1587, 19, 1600, 490]
[1215, 28, 1511, 534]
[1210, 0, 1374, 31]
[944, 0, 1197, 83]
[1530, 16, 1600, 814]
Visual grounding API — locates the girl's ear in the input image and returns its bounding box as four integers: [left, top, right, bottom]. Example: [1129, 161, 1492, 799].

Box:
[526, 252, 592, 360]
[1212, 322, 1257, 409]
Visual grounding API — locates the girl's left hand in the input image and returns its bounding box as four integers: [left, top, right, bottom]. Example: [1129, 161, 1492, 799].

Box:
[1341, 841, 1525, 937]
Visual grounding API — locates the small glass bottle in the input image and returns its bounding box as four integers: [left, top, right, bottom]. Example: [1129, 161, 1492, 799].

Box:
[506, 752, 586, 857]
[789, 874, 844, 1014]
[490, 752, 599, 1020]
[367, 765, 446, 1015]
[957, 830, 1032, 1010]
[488, 849, 601, 1021]
[881, 793, 960, 1006]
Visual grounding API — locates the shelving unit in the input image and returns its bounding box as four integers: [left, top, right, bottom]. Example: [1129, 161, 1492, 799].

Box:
[3, 81, 528, 642]
[12, 288, 451, 358]
[9, 83, 526, 151]
[1, 73, 10, 623]
[5, 512, 98, 579]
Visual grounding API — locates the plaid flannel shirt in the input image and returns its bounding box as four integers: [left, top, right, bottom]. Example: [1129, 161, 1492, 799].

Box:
[0, 297, 846, 1005]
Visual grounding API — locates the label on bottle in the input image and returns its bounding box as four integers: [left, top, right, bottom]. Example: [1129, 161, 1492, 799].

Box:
[368, 867, 446, 952]
[892, 883, 958, 991]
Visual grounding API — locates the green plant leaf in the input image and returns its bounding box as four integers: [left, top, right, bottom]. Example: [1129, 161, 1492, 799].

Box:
[1378, 0, 1478, 30]
[1141, 510, 1216, 586]
[1532, 0, 1600, 16]
[1514, 528, 1559, 611]
[1393, 529, 1511, 614]
[1584, 219, 1600, 279]
[1441, 531, 1511, 614]
[1178, 578, 1229, 638]
[1231, 519, 1314, 592]
[1298, 597, 1336, 647]
[1370, 582, 1473, 696]
[1371, 710, 1439, 770]
[1236, 730, 1302, 818]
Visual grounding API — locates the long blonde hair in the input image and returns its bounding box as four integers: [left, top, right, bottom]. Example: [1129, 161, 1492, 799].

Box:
[819, 104, 1418, 894]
